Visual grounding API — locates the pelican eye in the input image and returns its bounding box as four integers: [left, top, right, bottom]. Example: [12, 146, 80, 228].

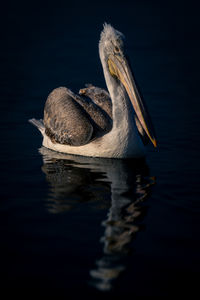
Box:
[114, 46, 120, 53]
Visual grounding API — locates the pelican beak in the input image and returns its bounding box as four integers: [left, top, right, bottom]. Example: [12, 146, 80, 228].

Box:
[108, 54, 157, 147]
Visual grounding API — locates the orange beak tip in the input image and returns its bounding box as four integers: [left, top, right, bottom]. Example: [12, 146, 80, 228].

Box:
[153, 139, 157, 148]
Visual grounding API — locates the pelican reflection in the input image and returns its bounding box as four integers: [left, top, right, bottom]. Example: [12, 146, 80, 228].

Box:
[39, 147, 155, 291]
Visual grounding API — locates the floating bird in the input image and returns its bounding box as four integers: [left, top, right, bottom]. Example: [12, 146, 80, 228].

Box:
[29, 24, 157, 158]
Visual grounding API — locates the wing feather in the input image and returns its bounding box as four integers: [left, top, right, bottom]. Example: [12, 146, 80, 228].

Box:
[44, 87, 93, 146]
[79, 85, 112, 118]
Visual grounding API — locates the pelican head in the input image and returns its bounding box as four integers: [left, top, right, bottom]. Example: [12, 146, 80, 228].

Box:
[99, 23, 157, 147]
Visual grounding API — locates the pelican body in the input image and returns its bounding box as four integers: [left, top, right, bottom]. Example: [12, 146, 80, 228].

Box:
[29, 24, 156, 158]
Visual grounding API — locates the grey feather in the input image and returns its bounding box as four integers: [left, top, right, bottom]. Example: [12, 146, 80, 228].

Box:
[79, 85, 112, 118]
[29, 118, 45, 134]
[44, 87, 93, 146]
[43, 85, 114, 146]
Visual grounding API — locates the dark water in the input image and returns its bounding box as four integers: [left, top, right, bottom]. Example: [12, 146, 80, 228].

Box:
[0, 0, 200, 296]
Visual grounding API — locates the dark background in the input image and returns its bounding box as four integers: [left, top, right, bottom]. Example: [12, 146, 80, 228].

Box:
[0, 0, 200, 296]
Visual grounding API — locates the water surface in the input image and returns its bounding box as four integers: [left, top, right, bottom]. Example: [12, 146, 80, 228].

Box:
[0, 0, 200, 296]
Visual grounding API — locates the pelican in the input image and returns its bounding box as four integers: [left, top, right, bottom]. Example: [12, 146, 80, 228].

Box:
[29, 24, 157, 158]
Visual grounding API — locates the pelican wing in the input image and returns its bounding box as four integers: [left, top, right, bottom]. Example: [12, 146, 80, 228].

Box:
[79, 84, 112, 118]
[44, 87, 112, 146]
[44, 87, 93, 146]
